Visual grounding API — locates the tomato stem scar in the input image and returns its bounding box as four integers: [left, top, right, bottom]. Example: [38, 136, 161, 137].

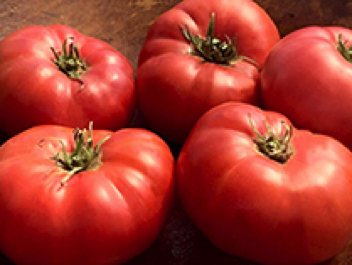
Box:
[337, 34, 352, 63]
[248, 114, 294, 163]
[51, 37, 89, 88]
[180, 12, 259, 67]
[52, 122, 111, 186]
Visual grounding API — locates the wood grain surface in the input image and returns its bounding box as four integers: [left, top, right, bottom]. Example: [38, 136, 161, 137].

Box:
[0, 0, 351, 264]
[0, 0, 350, 70]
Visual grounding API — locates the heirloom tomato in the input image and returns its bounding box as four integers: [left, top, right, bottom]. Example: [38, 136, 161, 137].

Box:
[0, 24, 135, 136]
[261, 26, 352, 150]
[136, 0, 280, 144]
[0, 123, 175, 265]
[177, 102, 352, 264]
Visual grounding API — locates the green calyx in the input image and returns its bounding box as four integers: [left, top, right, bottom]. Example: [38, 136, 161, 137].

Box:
[249, 116, 294, 163]
[51, 37, 89, 88]
[337, 34, 352, 63]
[180, 13, 258, 66]
[52, 122, 111, 186]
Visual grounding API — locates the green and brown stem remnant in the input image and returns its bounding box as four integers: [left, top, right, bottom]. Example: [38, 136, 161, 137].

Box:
[52, 122, 111, 186]
[51, 37, 89, 87]
[337, 34, 352, 63]
[180, 13, 258, 67]
[249, 115, 294, 163]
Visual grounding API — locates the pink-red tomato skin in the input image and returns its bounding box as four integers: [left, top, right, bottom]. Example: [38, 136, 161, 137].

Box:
[0, 125, 175, 265]
[261, 26, 352, 150]
[137, 0, 280, 144]
[177, 102, 352, 264]
[0, 24, 136, 136]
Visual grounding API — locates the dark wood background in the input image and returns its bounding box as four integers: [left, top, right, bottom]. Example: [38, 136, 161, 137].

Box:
[0, 0, 351, 264]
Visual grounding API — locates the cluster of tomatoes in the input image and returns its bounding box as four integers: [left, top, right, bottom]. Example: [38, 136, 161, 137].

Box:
[0, 0, 351, 264]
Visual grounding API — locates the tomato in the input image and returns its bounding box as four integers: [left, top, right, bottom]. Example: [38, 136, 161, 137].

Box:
[176, 102, 352, 264]
[0, 123, 175, 265]
[136, 0, 280, 144]
[0, 25, 136, 136]
[260, 26, 352, 150]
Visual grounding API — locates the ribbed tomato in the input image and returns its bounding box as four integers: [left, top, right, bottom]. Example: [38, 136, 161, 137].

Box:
[0, 124, 175, 265]
[177, 102, 352, 264]
[0, 24, 135, 136]
[137, 0, 280, 144]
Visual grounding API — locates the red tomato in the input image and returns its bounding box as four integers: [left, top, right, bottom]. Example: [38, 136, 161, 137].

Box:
[261, 26, 352, 150]
[136, 0, 280, 144]
[0, 124, 175, 265]
[0, 25, 136, 136]
[176, 102, 352, 264]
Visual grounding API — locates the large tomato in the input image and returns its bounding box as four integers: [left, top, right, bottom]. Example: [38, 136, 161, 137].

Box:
[260, 26, 352, 150]
[176, 102, 352, 264]
[0, 124, 175, 264]
[136, 0, 280, 144]
[0, 25, 135, 136]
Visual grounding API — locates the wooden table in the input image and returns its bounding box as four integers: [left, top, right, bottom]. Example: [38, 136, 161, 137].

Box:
[0, 0, 351, 264]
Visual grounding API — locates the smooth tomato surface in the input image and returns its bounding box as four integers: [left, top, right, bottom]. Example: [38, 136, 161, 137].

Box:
[137, 0, 280, 144]
[261, 26, 352, 150]
[0, 25, 136, 136]
[0, 125, 175, 265]
[176, 102, 352, 264]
